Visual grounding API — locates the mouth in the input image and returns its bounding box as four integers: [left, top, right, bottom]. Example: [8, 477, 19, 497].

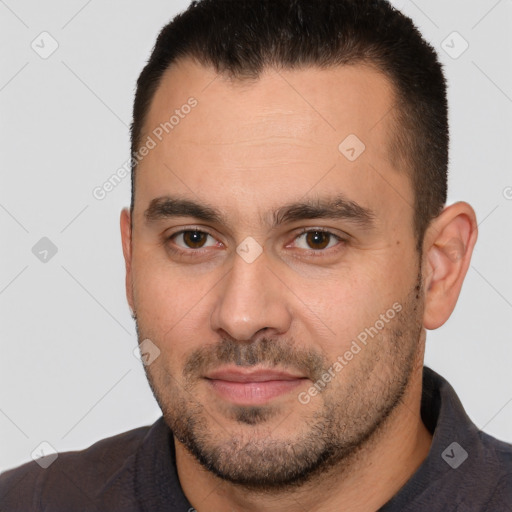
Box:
[204, 367, 308, 405]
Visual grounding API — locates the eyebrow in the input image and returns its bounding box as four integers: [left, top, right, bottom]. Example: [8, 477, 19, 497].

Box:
[145, 197, 225, 224]
[272, 196, 375, 228]
[144, 195, 375, 230]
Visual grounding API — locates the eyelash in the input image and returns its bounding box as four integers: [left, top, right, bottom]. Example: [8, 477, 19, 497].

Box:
[165, 227, 346, 258]
[165, 229, 220, 257]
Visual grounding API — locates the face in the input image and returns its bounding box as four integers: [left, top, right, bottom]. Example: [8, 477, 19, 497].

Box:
[124, 60, 425, 488]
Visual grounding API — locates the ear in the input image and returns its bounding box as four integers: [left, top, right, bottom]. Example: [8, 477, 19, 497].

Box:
[422, 202, 478, 330]
[120, 208, 134, 314]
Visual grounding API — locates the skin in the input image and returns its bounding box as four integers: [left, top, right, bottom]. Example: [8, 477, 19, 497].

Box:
[120, 59, 478, 511]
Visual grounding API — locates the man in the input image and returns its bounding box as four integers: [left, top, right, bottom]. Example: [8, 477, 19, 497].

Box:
[1, 0, 511, 510]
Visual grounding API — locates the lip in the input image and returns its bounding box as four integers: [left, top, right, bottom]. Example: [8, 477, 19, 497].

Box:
[205, 367, 307, 405]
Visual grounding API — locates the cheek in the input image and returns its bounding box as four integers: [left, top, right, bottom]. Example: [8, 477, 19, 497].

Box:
[133, 282, 205, 384]
[131, 250, 219, 348]
[301, 260, 411, 355]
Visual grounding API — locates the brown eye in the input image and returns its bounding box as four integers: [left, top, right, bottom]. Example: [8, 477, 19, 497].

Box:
[170, 230, 217, 250]
[182, 230, 208, 248]
[292, 229, 343, 252]
[305, 231, 331, 250]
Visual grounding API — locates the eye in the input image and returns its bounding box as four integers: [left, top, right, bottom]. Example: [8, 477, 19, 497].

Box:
[292, 229, 343, 251]
[170, 230, 218, 250]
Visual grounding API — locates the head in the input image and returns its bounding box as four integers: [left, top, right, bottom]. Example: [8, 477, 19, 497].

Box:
[121, 0, 477, 490]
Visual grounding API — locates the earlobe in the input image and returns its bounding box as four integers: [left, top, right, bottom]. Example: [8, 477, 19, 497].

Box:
[422, 202, 478, 330]
[120, 208, 134, 312]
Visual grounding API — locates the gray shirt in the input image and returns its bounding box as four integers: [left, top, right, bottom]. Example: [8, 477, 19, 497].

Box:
[1, 366, 511, 511]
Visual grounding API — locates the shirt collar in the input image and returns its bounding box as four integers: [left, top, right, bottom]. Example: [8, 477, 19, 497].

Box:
[380, 366, 506, 510]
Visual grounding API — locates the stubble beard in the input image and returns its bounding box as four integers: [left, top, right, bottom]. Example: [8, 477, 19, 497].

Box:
[135, 278, 424, 491]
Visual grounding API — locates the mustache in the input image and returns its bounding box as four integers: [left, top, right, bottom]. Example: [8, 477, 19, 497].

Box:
[183, 337, 327, 381]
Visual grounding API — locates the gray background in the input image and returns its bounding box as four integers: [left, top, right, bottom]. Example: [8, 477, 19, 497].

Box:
[1, 0, 511, 472]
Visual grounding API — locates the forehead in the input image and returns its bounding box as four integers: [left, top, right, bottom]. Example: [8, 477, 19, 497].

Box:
[135, 59, 411, 232]
[143, 59, 396, 145]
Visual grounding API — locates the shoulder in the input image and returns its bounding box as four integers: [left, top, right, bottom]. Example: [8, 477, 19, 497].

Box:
[480, 430, 512, 461]
[0, 424, 151, 512]
[478, 431, 512, 508]
[477, 428, 512, 478]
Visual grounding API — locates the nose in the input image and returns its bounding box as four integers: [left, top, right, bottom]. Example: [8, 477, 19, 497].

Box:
[210, 249, 293, 342]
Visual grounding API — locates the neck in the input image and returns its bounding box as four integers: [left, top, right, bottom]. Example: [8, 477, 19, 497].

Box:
[176, 363, 432, 512]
